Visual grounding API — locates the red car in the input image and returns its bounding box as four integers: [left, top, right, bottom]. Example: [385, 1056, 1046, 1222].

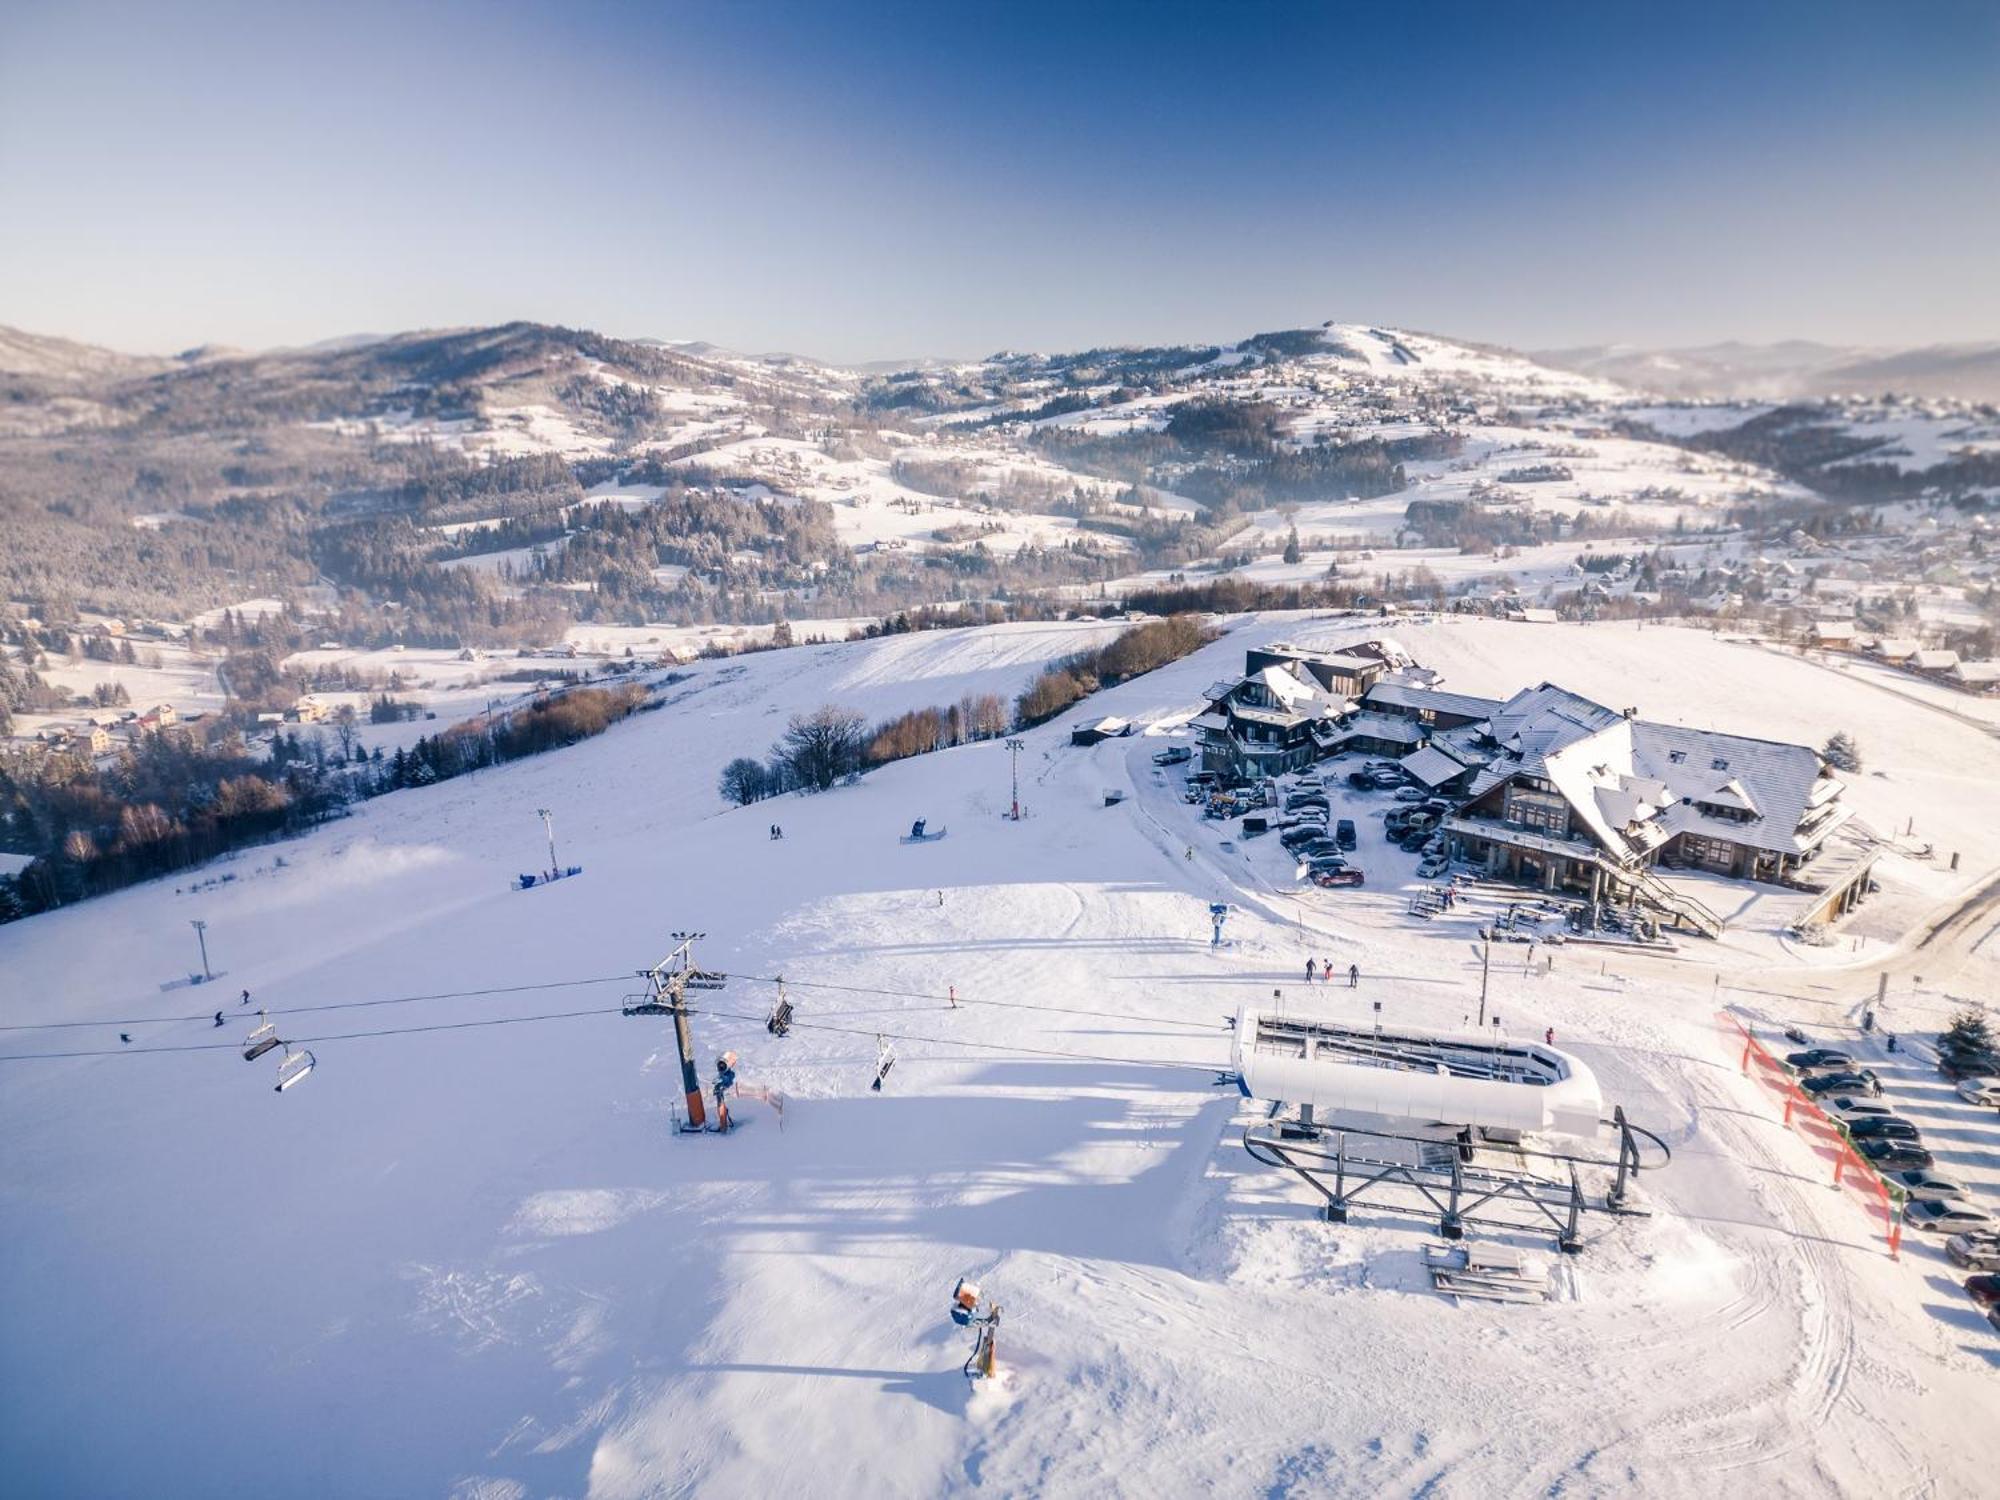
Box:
[1312, 868, 1365, 889]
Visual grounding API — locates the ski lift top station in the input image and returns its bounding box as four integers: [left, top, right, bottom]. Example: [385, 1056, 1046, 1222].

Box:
[1231, 1004, 1605, 1140]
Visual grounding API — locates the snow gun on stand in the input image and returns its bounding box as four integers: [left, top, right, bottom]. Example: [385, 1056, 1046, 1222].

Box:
[949, 1278, 1001, 1381]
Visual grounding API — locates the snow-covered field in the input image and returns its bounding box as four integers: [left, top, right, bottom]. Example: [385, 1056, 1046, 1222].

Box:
[4, 616, 1996, 1497]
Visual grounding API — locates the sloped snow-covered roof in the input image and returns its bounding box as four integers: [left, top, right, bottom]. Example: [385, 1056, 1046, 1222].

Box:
[1466, 682, 1849, 860]
[1400, 745, 1472, 787]
[1632, 721, 1844, 855]
[1364, 682, 1503, 720]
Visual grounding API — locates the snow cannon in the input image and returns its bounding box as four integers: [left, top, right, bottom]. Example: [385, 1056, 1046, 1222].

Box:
[950, 1278, 981, 1326]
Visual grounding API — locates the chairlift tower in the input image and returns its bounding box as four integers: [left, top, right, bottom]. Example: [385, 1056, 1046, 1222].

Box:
[624, 932, 711, 1132]
[1005, 738, 1025, 821]
[189, 919, 213, 982]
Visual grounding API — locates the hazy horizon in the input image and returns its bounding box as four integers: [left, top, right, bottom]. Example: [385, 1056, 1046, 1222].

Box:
[3, 0, 1996, 362]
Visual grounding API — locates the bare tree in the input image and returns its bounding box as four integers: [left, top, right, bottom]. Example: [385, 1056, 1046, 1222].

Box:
[774, 705, 866, 792]
[718, 756, 769, 806]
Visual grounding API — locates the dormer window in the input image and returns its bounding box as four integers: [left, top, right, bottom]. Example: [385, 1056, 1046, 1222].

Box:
[1710, 757, 1729, 770]
[1668, 750, 1686, 764]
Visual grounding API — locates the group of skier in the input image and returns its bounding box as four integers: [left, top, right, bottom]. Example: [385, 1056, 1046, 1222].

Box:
[1304, 957, 1360, 988]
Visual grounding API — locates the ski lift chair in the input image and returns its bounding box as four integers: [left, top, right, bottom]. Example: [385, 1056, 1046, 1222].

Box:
[274, 1045, 316, 1092]
[242, 1012, 282, 1062]
[871, 1035, 896, 1092]
[766, 989, 794, 1036]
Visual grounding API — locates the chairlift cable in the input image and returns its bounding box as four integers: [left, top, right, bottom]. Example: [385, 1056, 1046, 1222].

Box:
[0, 973, 637, 1032]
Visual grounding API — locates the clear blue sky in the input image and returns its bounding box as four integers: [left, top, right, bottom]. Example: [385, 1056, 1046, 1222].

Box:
[2, 0, 1994, 360]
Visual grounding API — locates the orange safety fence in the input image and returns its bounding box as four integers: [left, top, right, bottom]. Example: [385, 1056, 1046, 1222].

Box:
[1716, 1011, 1902, 1258]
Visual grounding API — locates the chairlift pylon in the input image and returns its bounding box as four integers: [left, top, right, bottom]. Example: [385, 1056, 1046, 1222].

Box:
[274, 1044, 316, 1092]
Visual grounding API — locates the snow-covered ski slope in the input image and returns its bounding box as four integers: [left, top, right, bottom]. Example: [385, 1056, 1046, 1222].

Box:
[3, 616, 1996, 1497]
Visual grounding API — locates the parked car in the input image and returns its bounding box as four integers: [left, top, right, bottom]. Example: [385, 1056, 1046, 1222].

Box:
[1939, 1050, 2000, 1081]
[1368, 771, 1405, 789]
[1964, 1274, 2000, 1310]
[1299, 838, 1342, 861]
[1786, 1049, 1852, 1071]
[1311, 867, 1365, 888]
[1152, 745, 1192, 766]
[1417, 852, 1450, 879]
[1800, 1070, 1881, 1098]
[1956, 1077, 2000, 1107]
[1856, 1139, 1933, 1171]
[1825, 1097, 1895, 1123]
[1946, 1233, 2000, 1271]
[1280, 827, 1320, 852]
[1845, 1116, 1922, 1142]
[1890, 1170, 1968, 1202]
[1347, 771, 1375, 790]
[1905, 1200, 1995, 1234]
[1393, 786, 1427, 803]
[1334, 819, 1357, 851]
[1398, 830, 1432, 853]
[1306, 856, 1349, 876]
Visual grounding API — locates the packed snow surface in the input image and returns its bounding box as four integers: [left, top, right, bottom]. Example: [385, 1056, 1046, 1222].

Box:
[2, 616, 1996, 1497]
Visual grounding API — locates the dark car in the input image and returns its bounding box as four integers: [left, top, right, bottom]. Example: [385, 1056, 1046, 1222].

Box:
[1800, 1070, 1881, 1098]
[1844, 1116, 1922, 1142]
[1335, 819, 1357, 850]
[1964, 1275, 2000, 1309]
[1305, 855, 1349, 875]
[1279, 827, 1320, 852]
[1398, 830, 1432, 852]
[1311, 867, 1365, 888]
[1939, 1051, 2000, 1081]
[1347, 771, 1376, 790]
[1299, 838, 1342, 861]
[1786, 1049, 1852, 1071]
[1855, 1139, 1932, 1171]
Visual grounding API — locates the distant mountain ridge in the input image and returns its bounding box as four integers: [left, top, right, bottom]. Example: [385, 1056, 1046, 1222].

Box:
[1535, 339, 2000, 403]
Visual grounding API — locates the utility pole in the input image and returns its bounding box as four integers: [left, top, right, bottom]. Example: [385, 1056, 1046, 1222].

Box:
[537, 807, 558, 876]
[189, 919, 213, 981]
[1477, 929, 1492, 1028]
[1005, 738, 1025, 821]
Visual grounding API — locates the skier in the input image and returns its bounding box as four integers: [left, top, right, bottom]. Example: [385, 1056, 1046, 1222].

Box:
[240, 987, 251, 1006]
[1862, 1009, 1876, 1033]
[213, 1011, 224, 1028]
[1184, 846, 1193, 861]
[1545, 1027, 1555, 1045]
[937, 889, 945, 908]
[1886, 1033, 1899, 1053]
[1348, 963, 1359, 989]
[1305, 958, 1318, 984]
[119, 1033, 132, 1045]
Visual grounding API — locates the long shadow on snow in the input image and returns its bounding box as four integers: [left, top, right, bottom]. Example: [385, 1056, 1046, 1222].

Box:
[719, 1071, 1233, 1269]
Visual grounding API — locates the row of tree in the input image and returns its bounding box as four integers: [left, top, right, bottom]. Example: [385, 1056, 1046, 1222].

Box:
[716, 615, 1215, 807]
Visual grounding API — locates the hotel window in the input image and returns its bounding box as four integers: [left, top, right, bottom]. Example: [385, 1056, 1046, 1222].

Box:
[1507, 786, 1570, 836]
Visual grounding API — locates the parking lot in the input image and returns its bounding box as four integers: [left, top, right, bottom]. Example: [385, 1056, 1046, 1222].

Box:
[1751, 1012, 2000, 1330]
